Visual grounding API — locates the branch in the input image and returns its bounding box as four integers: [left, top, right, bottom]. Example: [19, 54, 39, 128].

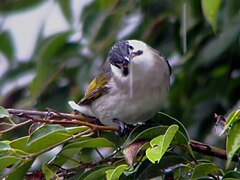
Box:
[190, 140, 239, 162]
[4, 108, 118, 133]
[0, 119, 32, 135]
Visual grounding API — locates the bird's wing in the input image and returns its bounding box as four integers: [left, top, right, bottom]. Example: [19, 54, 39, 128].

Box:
[79, 60, 112, 105]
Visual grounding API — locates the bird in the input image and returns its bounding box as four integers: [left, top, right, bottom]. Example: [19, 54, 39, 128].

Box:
[69, 40, 171, 133]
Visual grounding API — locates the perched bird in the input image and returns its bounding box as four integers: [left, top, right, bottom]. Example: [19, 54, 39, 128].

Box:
[69, 40, 171, 131]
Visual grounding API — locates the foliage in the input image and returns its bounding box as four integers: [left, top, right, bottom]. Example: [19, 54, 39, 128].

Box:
[0, 0, 240, 179]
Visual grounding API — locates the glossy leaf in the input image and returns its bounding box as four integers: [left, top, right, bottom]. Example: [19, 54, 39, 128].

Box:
[58, 0, 72, 23]
[26, 124, 71, 153]
[123, 125, 169, 148]
[223, 170, 240, 179]
[0, 106, 10, 118]
[194, 24, 240, 68]
[52, 137, 114, 167]
[124, 113, 192, 158]
[0, 31, 14, 61]
[0, 141, 11, 154]
[124, 123, 193, 159]
[135, 153, 189, 179]
[29, 32, 70, 98]
[226, 121, 240, 168]
[42, 164, 60, 180]
[62, 137, 115, 150]
[191, 162, 219, 179]
[9, 136, 29, 151]
[152, 112, 190, 141]
[220, 109, 240, 135]
[78, 165, 114, 180]
[0, 0, 43, 14]
[106, 164, 128, 180]
[4, 160, 34, 180]
[201, 0, 221, 32]
[66, 126, 90, 134]
[81, 1, 118, 41]
[0, 156, 22, 172]
[146, 125, 179, 163]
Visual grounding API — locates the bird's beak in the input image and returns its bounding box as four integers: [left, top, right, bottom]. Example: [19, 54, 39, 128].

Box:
[131, 53, 137, 59]
[130, 50, 143, 59]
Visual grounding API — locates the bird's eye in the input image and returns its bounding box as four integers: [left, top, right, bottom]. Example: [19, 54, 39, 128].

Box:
[128, 45, 134, 50]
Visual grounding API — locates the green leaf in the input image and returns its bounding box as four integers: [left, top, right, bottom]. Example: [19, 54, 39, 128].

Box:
[0, 31, 14, 61]
[66, 126, 90, 135]
[42, 164, 60, 180]
[26, 124, 71, 153]
[52, 137, 114, 167]
[4, 160, 34, 180]
[123, 125, 169, 148]
[58, 0, 72, 23]
[93, 14, 122, 42]
[226, 121, 240, 168]
[81, 1, 119, 41]
[0, 141, 11, 154]
[134, 153, 189, 179]
[78, 165, 114, 180]
[124, 113, 187, 145]
[201, 0, 221, 32]
[146, 125, 179, 163]
[0, 156, 22, 172]
[151, 112, 190, 140]
[0, 0, 43, 14]
[62, 137, 115, 150]
[124, 121, 193, 158]
[9, 136, 29, 151]
[0, 106, 10, 118]
[194, 23, 240, 69]
[106, 164, 128, 180]
[220, 109, 240, 135]
[29, 32, 70, 98]
[223, 170, 240, 179]
[191, 162, 219, 179]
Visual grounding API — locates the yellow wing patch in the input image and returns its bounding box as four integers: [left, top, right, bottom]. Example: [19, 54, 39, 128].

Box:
[79, 73, 110, 105]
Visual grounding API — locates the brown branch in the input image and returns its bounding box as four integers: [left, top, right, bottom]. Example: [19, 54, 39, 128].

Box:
[7, 108, 91, 121]
[29, 118, 118, 131]
[190, 140, 239, 162]
[56, 156, 122, 178]
[5, 108, 118, 132]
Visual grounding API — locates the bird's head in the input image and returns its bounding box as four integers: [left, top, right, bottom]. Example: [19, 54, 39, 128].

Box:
[108, 40, 171, 77]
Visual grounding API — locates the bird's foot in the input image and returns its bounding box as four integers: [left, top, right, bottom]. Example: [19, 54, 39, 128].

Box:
[113, 119, 134, 136]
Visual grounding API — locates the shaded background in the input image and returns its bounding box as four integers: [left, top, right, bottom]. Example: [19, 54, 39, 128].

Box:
[0, 0, 240, 151]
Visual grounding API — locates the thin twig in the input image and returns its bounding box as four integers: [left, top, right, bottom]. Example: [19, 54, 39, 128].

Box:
[28, 118, 118, 131]
[0, 119, 32, 136]
[7, 108, 88, 121]
[56, 155, 122, 178]
[4, 108, 118, 134]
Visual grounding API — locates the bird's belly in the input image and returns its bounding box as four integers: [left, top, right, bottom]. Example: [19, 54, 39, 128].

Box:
[91, 82, 168, 126]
